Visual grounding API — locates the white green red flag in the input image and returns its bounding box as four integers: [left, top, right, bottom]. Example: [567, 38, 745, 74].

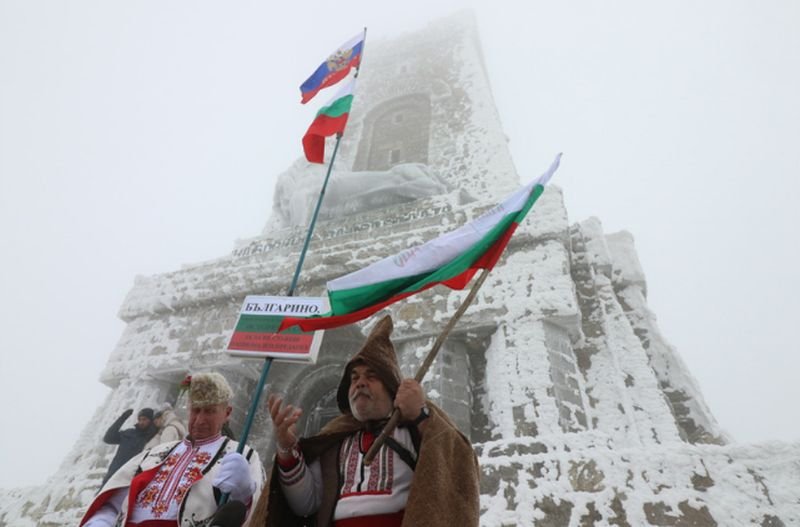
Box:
[279, 154, 562, 332]
[302, 77, 356, 163]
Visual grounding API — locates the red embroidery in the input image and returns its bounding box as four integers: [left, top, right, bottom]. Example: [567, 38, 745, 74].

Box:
[338, 431, 394, 498]
[136, 447, 215, 518]
[340, 435, 360, 493]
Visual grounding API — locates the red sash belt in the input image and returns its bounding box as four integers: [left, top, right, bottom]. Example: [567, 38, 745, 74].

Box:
[334, 510, 404, 527]
[125, 521, 177, 527]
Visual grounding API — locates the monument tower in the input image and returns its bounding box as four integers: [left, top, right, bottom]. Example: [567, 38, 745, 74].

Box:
[2, 12, 798, 527]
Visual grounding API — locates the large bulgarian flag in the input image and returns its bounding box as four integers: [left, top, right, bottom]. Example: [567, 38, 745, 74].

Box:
[302, 78, 355, 163]
[279, 153, 562, 333]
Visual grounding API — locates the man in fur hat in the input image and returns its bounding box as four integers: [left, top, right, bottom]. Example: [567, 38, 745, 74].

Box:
[81, 372, 264, 527]
[251, 315, 480, 527]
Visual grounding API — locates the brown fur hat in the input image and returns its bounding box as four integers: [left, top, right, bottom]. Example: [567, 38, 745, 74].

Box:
[336, 315, 403, 413]
[188, 372, 233, 407]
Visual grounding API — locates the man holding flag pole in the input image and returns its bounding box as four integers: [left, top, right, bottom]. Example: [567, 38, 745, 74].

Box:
[249, 155, 561, 526]
[219, 23, 561, 526]
[253, 315, 479, 527]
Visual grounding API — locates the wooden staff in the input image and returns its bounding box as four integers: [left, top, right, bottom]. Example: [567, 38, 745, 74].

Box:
[363, 267, 491, 465]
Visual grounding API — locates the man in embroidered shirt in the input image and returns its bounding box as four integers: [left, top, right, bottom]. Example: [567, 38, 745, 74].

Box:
[80, 372, 263, 527]
[251, 315, 480, 527]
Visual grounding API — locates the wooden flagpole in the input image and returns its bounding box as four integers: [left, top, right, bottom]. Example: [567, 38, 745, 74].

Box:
[363, 267, 492, 465]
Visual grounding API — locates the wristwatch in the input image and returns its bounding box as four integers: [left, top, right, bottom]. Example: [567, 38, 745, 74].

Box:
[411, 404, 431, 426]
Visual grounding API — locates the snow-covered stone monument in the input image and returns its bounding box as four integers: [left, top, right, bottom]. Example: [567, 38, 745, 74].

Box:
[3, 11, 799, 527]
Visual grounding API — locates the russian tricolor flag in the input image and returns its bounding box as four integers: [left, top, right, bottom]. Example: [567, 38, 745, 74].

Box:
[300, 31, 364, 104]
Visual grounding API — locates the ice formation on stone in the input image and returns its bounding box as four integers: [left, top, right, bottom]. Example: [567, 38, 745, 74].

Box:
[3, 11, 798, 527]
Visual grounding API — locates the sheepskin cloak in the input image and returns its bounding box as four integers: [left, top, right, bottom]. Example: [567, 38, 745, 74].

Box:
[251, 403, 480, 527]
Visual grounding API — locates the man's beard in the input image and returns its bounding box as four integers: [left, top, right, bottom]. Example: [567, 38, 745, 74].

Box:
[350, 388, 370, 403]
[349, 389, 390, 422]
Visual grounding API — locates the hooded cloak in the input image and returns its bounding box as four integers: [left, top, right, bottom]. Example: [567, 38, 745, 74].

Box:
[251, 316, 480, 527]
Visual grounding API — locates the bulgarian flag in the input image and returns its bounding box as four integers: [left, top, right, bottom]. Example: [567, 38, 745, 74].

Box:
[279, 154, 562, 333]
[300, 31, 365, 104]
[302, 78, 355, 164]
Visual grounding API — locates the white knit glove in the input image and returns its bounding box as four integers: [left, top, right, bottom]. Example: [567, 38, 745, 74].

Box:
[213, 452, 255, 502]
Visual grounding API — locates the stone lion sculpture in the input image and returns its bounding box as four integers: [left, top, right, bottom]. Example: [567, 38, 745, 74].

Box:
[265, 159, 452, 231]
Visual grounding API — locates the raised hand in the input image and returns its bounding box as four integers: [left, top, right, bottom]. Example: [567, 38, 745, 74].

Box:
[267, 394, 303, 455]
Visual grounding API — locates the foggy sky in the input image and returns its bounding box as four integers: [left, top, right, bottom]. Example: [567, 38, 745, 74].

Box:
[1, 0, 798, 488]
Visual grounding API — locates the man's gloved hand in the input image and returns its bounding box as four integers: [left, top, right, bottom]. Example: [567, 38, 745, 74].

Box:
[213, 453, 255, 502]
[121, 409, 134, 420]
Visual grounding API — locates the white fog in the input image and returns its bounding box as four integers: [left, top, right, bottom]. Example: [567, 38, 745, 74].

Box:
[1, 0, 798, 497]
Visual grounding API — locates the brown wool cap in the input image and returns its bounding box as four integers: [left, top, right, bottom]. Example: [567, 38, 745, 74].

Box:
[189, 372, 233, 407]
[336, 315, 403, 414]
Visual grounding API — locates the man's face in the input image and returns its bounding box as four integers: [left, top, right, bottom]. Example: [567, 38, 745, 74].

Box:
[136, 416, 152, 429]
[348, 364, 393, 422]
[188, 403, 231, 440]
[154, 415, 165, 428]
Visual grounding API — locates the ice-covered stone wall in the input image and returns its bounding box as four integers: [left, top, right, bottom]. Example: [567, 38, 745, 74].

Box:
[3, 11, 799, 527]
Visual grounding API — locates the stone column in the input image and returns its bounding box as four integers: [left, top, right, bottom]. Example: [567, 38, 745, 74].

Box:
[484, 321, 562, 440]
[396, 337, 472, 436]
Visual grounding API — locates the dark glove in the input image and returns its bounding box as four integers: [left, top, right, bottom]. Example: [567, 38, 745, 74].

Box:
[104, 409, 133, 444]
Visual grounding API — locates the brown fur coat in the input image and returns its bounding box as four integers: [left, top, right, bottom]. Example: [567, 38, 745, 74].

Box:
[250, 403, 480, 527]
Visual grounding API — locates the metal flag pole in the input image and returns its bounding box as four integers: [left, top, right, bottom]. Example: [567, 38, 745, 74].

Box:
[287, 133, 344, 296]
[229, 133, 343, 459]
[217, 135, 343, 504]
[364, 267, 492, 465]
[219, 29, 370, 505]
[288, 26, 366, 296]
